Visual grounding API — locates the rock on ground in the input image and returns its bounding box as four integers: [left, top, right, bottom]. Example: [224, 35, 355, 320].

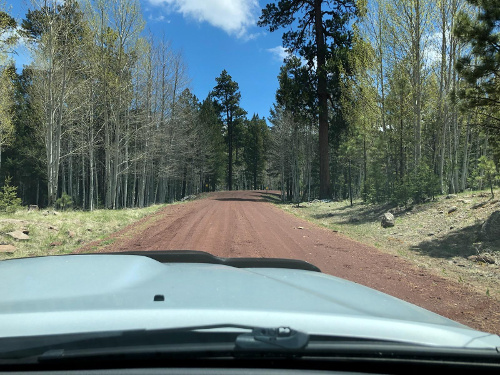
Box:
[7, 230, 29, 240]
[381, 212, 395, 228]
[0, 244, 16, 253]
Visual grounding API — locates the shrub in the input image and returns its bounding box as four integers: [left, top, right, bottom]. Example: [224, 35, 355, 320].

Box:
[411, 163, 439, 203]
[475, 156, 499, 198]
[0, 177, 22, 213]
[55, 192, 73, 211]
[391, 164, 439, 206]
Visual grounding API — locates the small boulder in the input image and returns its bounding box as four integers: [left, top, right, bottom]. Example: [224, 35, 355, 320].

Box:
[7, 230, 29, 241]
[0, 244, 16, 253]
[448, 206, 458, 214]
[27, 205, 39, 211]
[446, 194, 457, 199]
[381, 212, 395, 228]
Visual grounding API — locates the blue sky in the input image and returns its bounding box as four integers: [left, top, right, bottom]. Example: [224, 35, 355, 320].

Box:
[7, 0, 290, 121]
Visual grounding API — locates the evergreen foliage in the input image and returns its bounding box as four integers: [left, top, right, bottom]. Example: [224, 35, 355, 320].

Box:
[259, 0, 360, 199]
[55, 192, 73, 211]
[0, 176, 21, 213]
[211, 70, 247, 191]
[454, 0, 500, 123]
[475, 156, 499, 198]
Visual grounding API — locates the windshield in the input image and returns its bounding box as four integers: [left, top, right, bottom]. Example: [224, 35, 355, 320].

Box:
[0, 0, 499, 363]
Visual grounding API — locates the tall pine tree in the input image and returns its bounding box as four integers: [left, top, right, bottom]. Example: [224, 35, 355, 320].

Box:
[211, 70, 246, 191]
[259, 0, 359, 198]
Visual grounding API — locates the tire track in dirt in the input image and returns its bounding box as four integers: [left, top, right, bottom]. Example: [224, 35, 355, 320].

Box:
[79, 190, 500, 334]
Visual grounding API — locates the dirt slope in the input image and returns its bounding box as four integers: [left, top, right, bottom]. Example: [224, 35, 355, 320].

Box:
[78, 191, 500, 334]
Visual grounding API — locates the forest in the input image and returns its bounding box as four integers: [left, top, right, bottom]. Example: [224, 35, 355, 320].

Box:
[0, 0, 498, 209]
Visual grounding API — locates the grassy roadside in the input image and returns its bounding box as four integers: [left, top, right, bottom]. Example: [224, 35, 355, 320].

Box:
[265, 190, 500, 301]
[0, 205, 165, 260]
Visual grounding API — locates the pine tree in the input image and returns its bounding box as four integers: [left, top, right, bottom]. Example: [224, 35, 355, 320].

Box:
[454, 0, 500, 124]
[259, 0, 360, 198]
[211, 70, 246, 191]
[244, 115, 269, 190]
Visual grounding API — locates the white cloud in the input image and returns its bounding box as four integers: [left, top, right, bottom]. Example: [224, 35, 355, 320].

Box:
[267, 46, 290, 62]
[148, 14, 167, 22]
[148, 0, 260, 38]
[424, 31, 445, 66]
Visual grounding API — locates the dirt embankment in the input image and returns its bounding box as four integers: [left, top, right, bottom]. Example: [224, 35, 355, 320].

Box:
[76, 190, 500, 335]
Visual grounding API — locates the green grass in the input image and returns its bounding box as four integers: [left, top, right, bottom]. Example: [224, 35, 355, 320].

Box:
[0, 205, 165, 260]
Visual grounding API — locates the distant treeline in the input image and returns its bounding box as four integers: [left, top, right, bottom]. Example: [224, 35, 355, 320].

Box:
[0, 0, 499, 209]
[263, 0, 499, 205]
[0, 0, 270, 209]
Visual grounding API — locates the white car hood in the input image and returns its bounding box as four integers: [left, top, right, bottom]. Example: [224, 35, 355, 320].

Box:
[0, 254, 499, 349]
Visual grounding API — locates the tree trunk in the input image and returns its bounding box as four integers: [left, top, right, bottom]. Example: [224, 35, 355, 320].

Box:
[348, 158, 353, 206]
[315, 0, 330, 199]
[228, 111, 233, 191]
[413, 0, 422, 168]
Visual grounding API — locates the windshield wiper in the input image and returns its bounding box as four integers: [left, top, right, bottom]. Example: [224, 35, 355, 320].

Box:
[1, 325, 499, 370]
[0, 324, 309, 362]
[235, 326, 309, 350]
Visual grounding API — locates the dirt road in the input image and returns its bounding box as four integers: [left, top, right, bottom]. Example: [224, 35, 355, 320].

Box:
[81, 191, 500, 334]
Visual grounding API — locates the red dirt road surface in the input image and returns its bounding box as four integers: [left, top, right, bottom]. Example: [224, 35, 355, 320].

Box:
[81, 190, 500, 334]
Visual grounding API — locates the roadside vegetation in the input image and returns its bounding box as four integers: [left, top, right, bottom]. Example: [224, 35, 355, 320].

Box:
[0, 0, 499, 218]
[0, 205, 164, 260]
[267, 190, 500, 301]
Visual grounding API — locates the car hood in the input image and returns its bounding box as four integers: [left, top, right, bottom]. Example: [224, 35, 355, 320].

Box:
[0, 254, 499, 349]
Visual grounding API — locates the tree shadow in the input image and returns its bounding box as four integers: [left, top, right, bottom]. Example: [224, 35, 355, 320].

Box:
[214, 197, 265, 202]
[214, 191, 273, 202]
[411, 223, 483, 259]
[260, 192, 287, 204]
[312, 203, 396, 225]
[312, 200, 444, 226]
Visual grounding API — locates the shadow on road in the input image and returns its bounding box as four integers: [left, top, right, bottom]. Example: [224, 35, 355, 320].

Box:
[214, 197, 265, 202]
[213, 191, 275, 203]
